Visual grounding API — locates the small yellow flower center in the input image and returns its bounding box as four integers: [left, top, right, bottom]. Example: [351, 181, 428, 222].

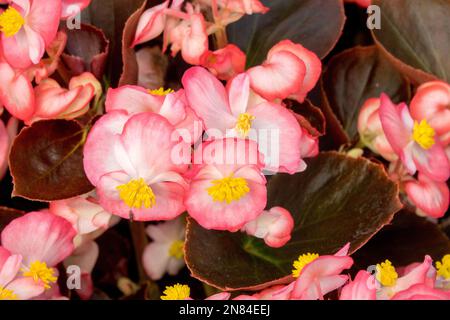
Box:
[161, 284, 190, 300]
[207, 175, 249, 204]
[0, 287, 17, 300]
[436, 254, 450, 279]
[412, 120, 435, 150]
[292, 253, 319, 278]
[0, 7, 24, 37]
[376, 259, 398, 287]
[169, 240, 184, 259]
[148, 87, 174, 96]
[235, 113, 255, 137]
[22, 261, 57, 289]
[116, 178, 156, 209]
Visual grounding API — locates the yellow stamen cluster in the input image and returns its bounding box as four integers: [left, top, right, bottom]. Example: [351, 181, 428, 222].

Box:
[116, 178, 156, 209]
[376, 259, 398, 287]
[22, 261, 57, 289]
[207, 175, 249, 204]
[0, 7, 24, 37]
[0, 287, 17, 300]
[292, 253, 319, 278]
[169, 240, 184, 259]
[436, 254, 450, 279]
[235, 113, 255, 137]
[161, 284, 190, 300]
[412, 119, 435, 150]
[148, 87, 174, 96]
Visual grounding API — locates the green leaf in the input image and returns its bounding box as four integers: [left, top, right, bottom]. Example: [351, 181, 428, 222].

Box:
[227, 0, 345, 67]
[321, 45, 410, 145]
[9, 120, 93, 201]
[372, 0, 450, 83]
[352, 210, 450, 270]
[185, 152, 402, 290]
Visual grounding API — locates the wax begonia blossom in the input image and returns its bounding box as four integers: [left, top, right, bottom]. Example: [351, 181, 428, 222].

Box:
[410, 81, 450, 146]
[131, 1, 169, 47]
[61, 0, 91, 19]
[83, 111, 190, 221]
[28, 72, 98, 124]
[247, 40, 321, 102]
[404, 174, 449, 219]
[182, 67, 303, 173]
[357, 97, 397, 162]
[185, 138, 267, 231]
[0, 0, 62, 69]
[241, 206, 294, 248]
[200, 44, 246, 80]
[375, 256, 434, 300]
[1, 211, 76, 292]
[339, 270, 376, 300]
[0, 116, 18, 179]
[379, 93, 450, 182]
[142, 217, 185, 280]
[391, 283, 450, 300]
[105, 85, 201, 143]
[0, 247, 44, 300]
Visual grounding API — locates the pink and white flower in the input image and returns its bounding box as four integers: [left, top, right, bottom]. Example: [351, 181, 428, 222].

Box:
[0, 116, 18, 179]
[339, 270, 376, 300]
[200, 44, 246, 80]
[61, 0, 91, 19]
[185, 138, 267, 231]
[410, 81, 450, 146]
[404, 174, 449, 218]
[247, 40, 321, 102]
[241, 206, 294, 248]
[0, 0, 62, 69]
[1, 211, 76, 293]
[142, 217, 186, 280]
[83, 111, 190, 221]
[182, 66, 303, 173]
[379, 93, 450, 182]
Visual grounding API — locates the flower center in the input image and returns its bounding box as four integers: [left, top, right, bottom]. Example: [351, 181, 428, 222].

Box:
[292, 253, 319, 278]
[412, 119, 435, 150]
[116, 178, 156, 209]
[235, 113, 255, 137]
[0, 7, 24, 37]
[0, 287, 17, 300]
[169, 240, 184, 259]
[22, 261, 57, 289]
[160, 284, 190, 300]
[207, 175, 249, 204]
[376, 259, 398, 287]
[436, 254, 450, 279]
[148, 87, 174, 96]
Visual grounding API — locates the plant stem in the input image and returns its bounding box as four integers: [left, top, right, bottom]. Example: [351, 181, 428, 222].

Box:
[129, 221, 149, 283]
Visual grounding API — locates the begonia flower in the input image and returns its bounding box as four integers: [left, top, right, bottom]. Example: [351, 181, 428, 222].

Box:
[200, 44, 246, 80]
[185, 138, 267, 231]
[83, 111, 190, 221]
[1, 211, 76, 292]
[241, 206, 294, 248]
[0, 0, 61, 69]
[182, 67, 303, 173]
[142, 217, 186, 280]
[247, 40, 321, 102]
[61, 0, 91, 19]
[0, 116, 18, 179]
[379, 93, 450, 182]
[339, 270, 376, 300]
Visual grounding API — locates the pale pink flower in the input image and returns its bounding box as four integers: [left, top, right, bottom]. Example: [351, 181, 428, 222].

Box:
[410, 81, 450, 146]
[182, 67, 303, 173]
[247, 40, 321, 102]
[0, 0, 61, 69]
[339, 270, 376, 300]
[142, 217, 185, 280]
[0, 116, 18, 179]
[185, 138, 267, 231]
[404, 174, 449, 218]
[131, 1, 170, 47]
[241, 206, 294, 248]
[379, 93, 450, 182]
[83, 111, 190, 221]
[105, 85, 201, 143]
[200, 44, 246, 80]
[61, 0, 91, 19]
[391, 283, 450, 300]
[1, 211, 76, 293]
[357, 97, 397, 162]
